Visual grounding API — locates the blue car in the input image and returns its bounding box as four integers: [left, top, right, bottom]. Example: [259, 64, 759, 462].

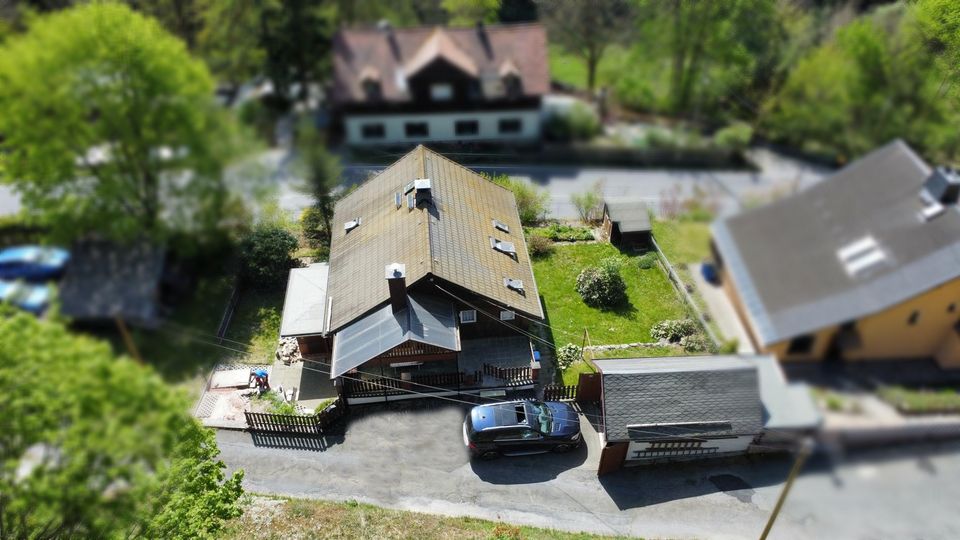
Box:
[463, 400, 581, 460]
[0, 280, 51, 314]
[0, 246, 70, 281]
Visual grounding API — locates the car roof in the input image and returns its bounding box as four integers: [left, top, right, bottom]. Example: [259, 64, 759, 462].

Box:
[472, 401, 531, 431]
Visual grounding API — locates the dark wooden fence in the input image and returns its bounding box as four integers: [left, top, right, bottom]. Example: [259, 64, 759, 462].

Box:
[245, 398, 346, 435]
[483, 364, 533, 383]
[543, 384, 578, 401]
[342, 371, 482, 398]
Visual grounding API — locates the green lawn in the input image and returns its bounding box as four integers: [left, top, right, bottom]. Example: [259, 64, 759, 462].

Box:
[651, 219, 712, 265]
[877, 386, 960, 414]
[124, 277, 284, 386]
[548, 44, 630, 90]
[533, 243, 687, 346]
[225, 495, 630, 540]
[591, 344, 686, 360]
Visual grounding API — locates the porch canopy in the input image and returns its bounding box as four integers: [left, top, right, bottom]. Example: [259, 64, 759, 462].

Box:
[279, 263, 330, 338]
[330, 293, 460, 379]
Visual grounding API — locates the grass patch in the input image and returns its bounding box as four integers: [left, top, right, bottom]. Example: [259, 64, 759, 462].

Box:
[533, 243, 687, 345]
[123, 278, 284, 386]
[877, 386, 960, 414]
[549, 44, 629, 91]
[651, 219, 711, 265]
[560, 360, 596, 386]
[225, 495, 629, 540]
[591, 345, 686, 360]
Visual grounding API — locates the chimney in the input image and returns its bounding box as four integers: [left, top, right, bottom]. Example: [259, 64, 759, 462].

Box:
[378, 19, 401, 60]
[385, 263, 406, 312]
[924, 166, 960, 205]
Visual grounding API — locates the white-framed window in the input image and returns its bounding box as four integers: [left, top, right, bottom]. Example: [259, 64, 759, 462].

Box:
[459, 309, 477, 324]
[500, 310, 515, 321]
[430, 83, 453, 101]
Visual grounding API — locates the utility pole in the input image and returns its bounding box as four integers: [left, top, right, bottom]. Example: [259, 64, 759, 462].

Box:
[759, 438, 814, 540]
[114, 316, 145, 365]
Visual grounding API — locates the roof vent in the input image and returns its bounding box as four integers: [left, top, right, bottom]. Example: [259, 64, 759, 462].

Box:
[490, 237, 517, 256]
[344, 217, 362, 232]
[924, 166, 960, 205]
[837, 235, 886, 276]
[504, 278, 524, 292]
[492, 219, 510, 233]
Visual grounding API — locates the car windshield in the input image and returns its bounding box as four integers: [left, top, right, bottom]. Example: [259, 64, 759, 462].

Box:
[526, 401, 553, 433]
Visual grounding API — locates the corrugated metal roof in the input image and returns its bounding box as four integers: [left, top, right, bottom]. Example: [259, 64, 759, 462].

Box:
[326, 146, 543, 332]
[330, 293, 459, 378]
[596, 356, 763, 442]
[713, 139, 960, 345]
[604, 199, 651, 233]
[279, 263, 329, 337]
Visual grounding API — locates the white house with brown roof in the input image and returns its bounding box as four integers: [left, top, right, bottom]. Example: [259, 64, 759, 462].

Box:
[331, 22, 549, 145]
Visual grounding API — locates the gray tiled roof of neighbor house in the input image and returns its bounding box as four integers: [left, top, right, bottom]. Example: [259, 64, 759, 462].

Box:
[752, 356, 822, 430]
[279, 263, 329, 338]
[594, 356, 764, 443]
[604, 199, 651, 233]
[58, 240, 165, 326]
[712, 139, 960, 346]
[330, 293, 459, 378]
[326, 145, 543, 332]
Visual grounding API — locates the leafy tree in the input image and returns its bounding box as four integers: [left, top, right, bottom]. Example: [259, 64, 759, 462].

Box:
[485, 173, 549, 225]
[128, 0, 203, 49]
[570, 180, 604, 224]
[763, 3, 960, 161]
[544, 101, 601, 142]
[442, 0, 499, 25]
[336, 0, 446, 26]
[261, 0, 337, 101]
[238, 224, 299, 289]
[0, 3, 249, 245]
[0, 310, 243, 538]
[197, 0, 275, 89]
[536, 0, 633, 91]
[914, 0, 960, 98]
[294, 119, 342, 242]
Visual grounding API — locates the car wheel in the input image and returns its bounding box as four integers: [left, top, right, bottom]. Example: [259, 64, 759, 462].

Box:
[479, 450, 500, 461]
[552, 444, 572, 453]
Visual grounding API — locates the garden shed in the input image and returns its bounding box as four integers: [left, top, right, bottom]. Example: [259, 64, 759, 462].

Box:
[601, 199, 651, 249]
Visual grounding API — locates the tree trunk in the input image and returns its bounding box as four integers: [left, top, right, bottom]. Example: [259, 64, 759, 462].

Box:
[670, 0, 687, 113]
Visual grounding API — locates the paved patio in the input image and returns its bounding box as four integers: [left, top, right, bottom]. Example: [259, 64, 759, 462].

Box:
[460, 336, 535, 387]
[270, 360, 338, 411]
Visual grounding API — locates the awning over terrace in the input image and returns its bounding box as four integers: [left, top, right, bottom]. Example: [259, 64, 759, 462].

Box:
[330, 293, 460, 379]
[279, 263, 330, 338]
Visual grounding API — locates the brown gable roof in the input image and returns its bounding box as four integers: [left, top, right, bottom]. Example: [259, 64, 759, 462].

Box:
[326, 146, 543, 332]
[331, 23, 549, 105]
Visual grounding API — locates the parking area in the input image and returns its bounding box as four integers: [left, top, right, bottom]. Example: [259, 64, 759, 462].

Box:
[216, 400, 960, 539]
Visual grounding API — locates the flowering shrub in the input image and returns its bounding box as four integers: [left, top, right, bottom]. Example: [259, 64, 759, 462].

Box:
[576, 264, 627, 308]
[556, 343, 583, 370]
[651, 319, 699, 342]
[680, 334, 710, 353]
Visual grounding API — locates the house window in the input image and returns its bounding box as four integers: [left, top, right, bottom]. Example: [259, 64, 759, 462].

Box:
[405, 122, 429, 138]
[455, 120, 479, 136]
[430, 83, 453, 101]
[787, 334, 815, 355]
[908, 310, 920, 325]
[459, 310, 477, 324]
[498, 118, 522, 134]
[500, 310, 515, 321]
[361, 123, 385, 139]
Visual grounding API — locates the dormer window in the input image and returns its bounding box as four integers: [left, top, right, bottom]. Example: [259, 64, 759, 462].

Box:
[430, 83, 453, 101]
[503, 73, 522, 99]
[360, 66, 382, 101]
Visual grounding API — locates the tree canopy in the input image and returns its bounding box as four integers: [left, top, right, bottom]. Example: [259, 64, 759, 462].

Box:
[0, 3, 249, 246]
[0, 310, 243, 538]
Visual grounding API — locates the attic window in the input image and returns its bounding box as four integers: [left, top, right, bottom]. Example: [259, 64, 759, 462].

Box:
[459, 310, 477, 324]
[499, 310, 515, 321]
[490, 237, 517, 256]
[837, 235, 886, 276]
[344, 217, 362, 232]
[492, 219, 510, 233]
[504, 278, 524, 292]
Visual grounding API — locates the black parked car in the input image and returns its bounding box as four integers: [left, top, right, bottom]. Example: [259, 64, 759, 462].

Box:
[463, 400, 581, 460]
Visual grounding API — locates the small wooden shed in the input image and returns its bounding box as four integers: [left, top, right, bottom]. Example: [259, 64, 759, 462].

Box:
[601, 200, 652, 249]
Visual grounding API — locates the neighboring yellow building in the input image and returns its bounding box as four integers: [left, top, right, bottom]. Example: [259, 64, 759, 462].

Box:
[712, 140, 960, 369]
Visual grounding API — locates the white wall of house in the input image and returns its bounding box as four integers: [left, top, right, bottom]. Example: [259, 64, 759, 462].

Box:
[625, 435, 754, 461]
[345, 109, 541, 145]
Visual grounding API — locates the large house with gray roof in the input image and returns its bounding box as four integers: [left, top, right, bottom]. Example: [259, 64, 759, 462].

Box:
[279, 145, 545, 403]
[713, 140, 960, 368]
[331, 22, 548, 145]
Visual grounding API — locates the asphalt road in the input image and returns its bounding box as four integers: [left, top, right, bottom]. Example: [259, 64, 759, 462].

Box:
[216, 401, 960, 539]
[258, 146, 829, 220]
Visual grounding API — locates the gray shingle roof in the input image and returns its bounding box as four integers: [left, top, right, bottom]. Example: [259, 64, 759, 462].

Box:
[59, 240, 164, 326]
[604, 199, 651, 233]
[713, 139, 960, 345]
[594, 356, 763, 442]
[326, 145, 543, 332]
